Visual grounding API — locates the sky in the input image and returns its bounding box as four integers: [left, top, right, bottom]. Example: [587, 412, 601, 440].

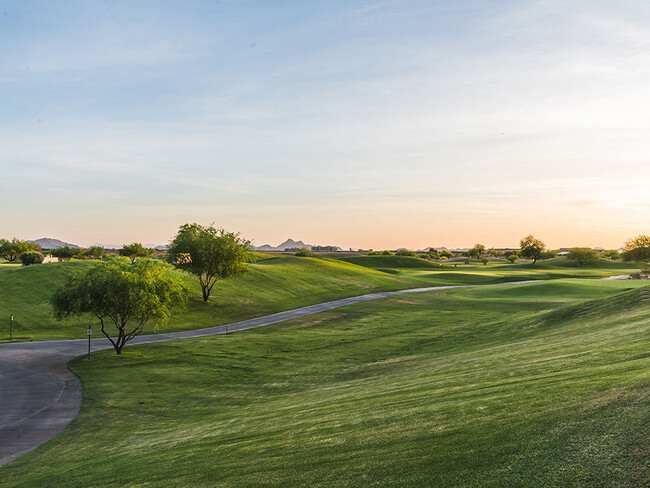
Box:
[0, 0, 648, 250]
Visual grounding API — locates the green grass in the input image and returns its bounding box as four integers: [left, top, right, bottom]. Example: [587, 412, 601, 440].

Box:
[0, 257, 413, 342]
[1, 256, 643, 342]
[2, 280, 648, 487]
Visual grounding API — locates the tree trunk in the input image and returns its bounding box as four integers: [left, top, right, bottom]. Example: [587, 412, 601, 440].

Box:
[202, 286, 209, 302]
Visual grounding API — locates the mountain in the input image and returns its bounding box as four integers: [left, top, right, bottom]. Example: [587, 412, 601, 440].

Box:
[253, 239, 342, 252]
[254, 239, 312, 251]
[31, 238, 80, 249]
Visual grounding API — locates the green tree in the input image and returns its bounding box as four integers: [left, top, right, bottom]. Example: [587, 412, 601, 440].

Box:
[51, 246, 80, 261]
[439, 250, 454, 259]
[381, 250, 394, 255]
[84, 246, 106, 259]
[20, 251, 44, 266]
[295, 247, 315, 257]
[622, 234, 650, 265]
[481, 257, 489, 265]
[52, 257, 189, 354]
[566, 247, 599, 266]
[601, 249, 620, 260]
[507, 255, 518, 264]
[0, 238, 34, 262]
[471, 243, 486, 259]
[167, 223, 251, 302]
[119, 243, 155, 263]
[519, 235, 545, 264]
[395, 249, 416, 257]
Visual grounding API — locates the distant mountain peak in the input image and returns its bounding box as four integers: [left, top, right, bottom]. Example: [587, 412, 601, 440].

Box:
[31, 238, 79, 249]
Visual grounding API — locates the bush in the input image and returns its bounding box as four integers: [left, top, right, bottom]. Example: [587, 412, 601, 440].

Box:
[507, 255, 518, 264]
[567, 248, 599, 266]
[481, 257, 489, 265]
[381, 250, 394, 256]
[295, 247, 315, 257]
[395, 249, 416, 257]
[20, 251, 44, 266]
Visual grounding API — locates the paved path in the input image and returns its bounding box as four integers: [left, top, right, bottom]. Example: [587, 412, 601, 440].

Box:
[0, 280, 538, 467]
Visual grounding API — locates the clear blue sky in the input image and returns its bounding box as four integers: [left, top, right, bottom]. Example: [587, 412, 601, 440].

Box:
[1, 0, 648, 249]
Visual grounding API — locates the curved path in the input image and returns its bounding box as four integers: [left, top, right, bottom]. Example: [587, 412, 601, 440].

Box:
[0, 280, 538, 467]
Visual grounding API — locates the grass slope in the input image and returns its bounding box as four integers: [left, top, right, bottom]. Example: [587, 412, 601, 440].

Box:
[338, 255, 643, 285]
[0, 257, 412, 342]
[2, 280, 648, 487]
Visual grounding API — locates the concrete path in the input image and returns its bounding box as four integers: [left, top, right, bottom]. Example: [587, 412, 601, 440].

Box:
[0, 280, 538, 467]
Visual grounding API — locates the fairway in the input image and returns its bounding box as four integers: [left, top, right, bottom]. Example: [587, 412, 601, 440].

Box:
[0, 255, 642, 342]
[2, 279, 648, 487]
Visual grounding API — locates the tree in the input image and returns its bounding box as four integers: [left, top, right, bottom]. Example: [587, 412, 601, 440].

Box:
[119, 243, 155, 263]
[395, 249, 416, 256]
[20, 251, 44, 266]
[481, 257, 489, 266]
[471, 243, 486, 259]
[84, 246, 106, 259]
[426, 248, 439, 259]
[295, 247, 315, 257]
[52, 257, 190, 354]
[566, 247, 599, 266]
[622, 234, 650, 265]
[519, 235, 545, 264]
[167, 223, 251, 302]
[439, 250, 454, 259]
[51, 246, 80, 261]
[601, 249, 620, 260]
[0, 238, 34, 262]
[507, 255, 518, 264]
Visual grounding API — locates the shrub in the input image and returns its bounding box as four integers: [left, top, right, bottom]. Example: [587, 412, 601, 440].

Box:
[481, 257, 489, 266]
[20, 251, 44, 266]
[507, 255, 518, 264]
[567, 248, 599, 266]
[381, 250, 394, 256]
[395, 249, 416, 257]
[295, 247, 315, 257]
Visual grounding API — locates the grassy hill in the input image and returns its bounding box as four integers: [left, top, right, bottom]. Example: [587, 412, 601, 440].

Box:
[2, 280, 647, 486]
[0, 257, 414, 342]
[337, 255, 643, 285]
[0, 256, 644, 342]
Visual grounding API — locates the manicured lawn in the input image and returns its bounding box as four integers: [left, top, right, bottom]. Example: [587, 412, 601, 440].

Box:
[0, 257, 412, 342]
[2, 280, 648, 487]
[0, 255, 642, 342]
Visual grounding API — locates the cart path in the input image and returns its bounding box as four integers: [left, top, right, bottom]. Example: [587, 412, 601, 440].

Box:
[0, 280, 538, 467]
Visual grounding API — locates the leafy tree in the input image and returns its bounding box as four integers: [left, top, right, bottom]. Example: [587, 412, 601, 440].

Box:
[167, 223, 251, 302]
[52, 257, 189, 354]
[566, 247, 599, 266]
[601, 249, 620, 260]
[119, 243, 155, 263]
[20, 251, 44, 266]
[470, 243, 486, 259]
[519, 235, 545, 264]
[481, 257, 489, 265]
[395, 249, 416, 257]
[0, 238, 34, 262]
[295, 247, 315, 257]
[84, 246, 106, 259]
[381, 250, 394, 255]
[506, 255, 518, 264]
[439, 250, 454, 259]
[51, 246, 80, 261]
[622, 234, 650, 265]
[426, 248, 438, 259]
[488, 249, 502, 257]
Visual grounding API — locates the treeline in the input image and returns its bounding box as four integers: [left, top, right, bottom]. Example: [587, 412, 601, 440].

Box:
[364, 233, 648, 267]
[0, 238, 159, 266]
